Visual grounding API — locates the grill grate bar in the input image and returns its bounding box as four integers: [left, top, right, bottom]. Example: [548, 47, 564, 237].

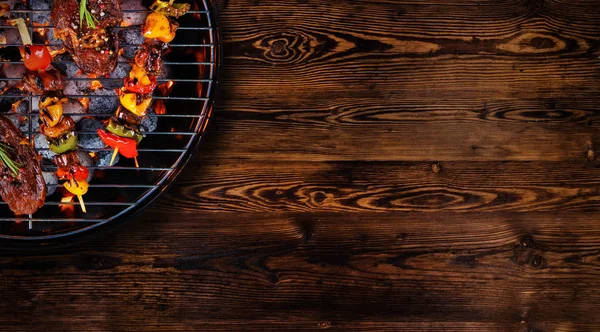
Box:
[0, 95, 209, 100]
[0, 42, 212, 47]
[10, 9, 210, 13]
[2, 61, 213, 65]
[0, 25, 212, 31]
[44, 166, 175, 171]
[19, 113, 205, 118]
[35, 148, 189, 152]
[0, 77, 213, 83]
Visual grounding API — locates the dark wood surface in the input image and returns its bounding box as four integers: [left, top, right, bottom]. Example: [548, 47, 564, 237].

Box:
[2, 0, 600, 330]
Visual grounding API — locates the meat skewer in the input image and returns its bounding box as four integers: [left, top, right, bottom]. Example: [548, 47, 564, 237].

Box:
[13, 15, 90, 213]
[98, 0, 188, 166]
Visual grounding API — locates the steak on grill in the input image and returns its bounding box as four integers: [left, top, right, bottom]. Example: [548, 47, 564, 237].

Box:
[51, 0, 122, 76]
[0, 116, 46, 215]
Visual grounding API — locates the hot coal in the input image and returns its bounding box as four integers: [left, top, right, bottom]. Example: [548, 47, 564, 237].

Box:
[34, 134, 57, 160]
[32, 0, 51, 25]
[96, 150, 119, 167]
[76, 150, 95, 182]
[63, 99, 86, 122]
[88, 88, 119, 114]
[42, 171, 58, 196]
[140, 106, 157, 133]
[52, 54, 80, 77]
[76, 117, 105, 150]
[120, 29, 144, 60]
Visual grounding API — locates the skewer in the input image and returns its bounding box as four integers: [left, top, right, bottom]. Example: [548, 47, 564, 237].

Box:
[110, 147, 119, 166]
[134, 156, 139, 168]
[14, 18, 32, 46]
[77, 195, 86, 213]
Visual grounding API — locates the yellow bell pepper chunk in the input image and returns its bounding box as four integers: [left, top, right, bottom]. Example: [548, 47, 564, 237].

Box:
[119, 92, 153, 116]
[142, 12, 177, 43]
[64, 179, 89, 196]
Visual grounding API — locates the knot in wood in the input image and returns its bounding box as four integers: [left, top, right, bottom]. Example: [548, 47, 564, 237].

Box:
[259, 31, 315, 64]
[519, 235, 534, 249]
[530, 255, 544, 268]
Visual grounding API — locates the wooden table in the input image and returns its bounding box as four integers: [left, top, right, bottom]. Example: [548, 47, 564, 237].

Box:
[2, 0, 600, 330]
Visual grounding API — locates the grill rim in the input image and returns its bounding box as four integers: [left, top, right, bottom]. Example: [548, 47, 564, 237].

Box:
[0, 0, 222, 249]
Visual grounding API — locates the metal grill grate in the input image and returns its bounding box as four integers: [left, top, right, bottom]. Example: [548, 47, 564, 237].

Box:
[0, 0, 219, 241]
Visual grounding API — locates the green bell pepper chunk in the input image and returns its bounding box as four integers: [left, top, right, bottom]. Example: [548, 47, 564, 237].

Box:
[49, 132, 78, 154]
[106, 119, 143, 144]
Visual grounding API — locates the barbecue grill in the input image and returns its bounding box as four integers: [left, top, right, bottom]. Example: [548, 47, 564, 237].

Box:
[0, 0, 220, 246]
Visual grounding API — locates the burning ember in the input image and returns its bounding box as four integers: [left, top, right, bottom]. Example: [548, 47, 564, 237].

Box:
[78, 97, 90, 110]
[58, 194, 75, 217]
[153, 99, 166, 115]
[157, 81, 174, 95]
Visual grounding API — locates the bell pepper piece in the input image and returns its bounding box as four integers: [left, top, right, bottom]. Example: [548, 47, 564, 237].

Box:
[49, 133, 78, 154]
[119, 92, 152, 116]
[23, 45, 51, 72]
[39, 94, 67, 127]
[106, 118, 143, 144]
[142, 12, 177, 43]
[124, 65, 157, 94]
[97, 129, 139, 159]
[150, 0, 190, 18]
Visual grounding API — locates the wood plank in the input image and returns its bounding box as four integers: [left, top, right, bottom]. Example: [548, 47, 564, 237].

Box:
[156, 160, 600, 213]
[1, 211, 600, 329]
[205, 0, 600, 161]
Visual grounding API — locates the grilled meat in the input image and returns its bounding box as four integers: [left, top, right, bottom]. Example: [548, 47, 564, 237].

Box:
[22, 69, 64, 94]
[134, 39, 168, 75]
[51, 0, 122, 76]
[0, 115, 46, 214]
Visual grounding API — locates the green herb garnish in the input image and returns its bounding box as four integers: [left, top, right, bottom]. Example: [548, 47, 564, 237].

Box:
[79, 0, 99, 29]
[0, 142, 21, 178]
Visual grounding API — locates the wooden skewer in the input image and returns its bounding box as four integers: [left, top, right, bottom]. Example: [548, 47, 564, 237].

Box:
[77, 195, 86, 213]
[14, 18, 32, 46]
[134, 156, 139, 168]
[110, 147, 119, 166]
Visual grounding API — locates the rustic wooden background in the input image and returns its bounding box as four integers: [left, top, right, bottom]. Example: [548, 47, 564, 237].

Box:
[2, 0, 600, 330]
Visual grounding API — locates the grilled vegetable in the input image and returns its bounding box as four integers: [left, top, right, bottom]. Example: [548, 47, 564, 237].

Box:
[119, 91, 152, 116]
[54, 152, 90, 182]
[39, 92, 68, 127]
[124, 65, 157, 94]
[64, 178, 88, 196]
[142, 12, 178, 43]
[150, 0, 190, 18]
[40, 116, 75, 139]
[22, 70, 64, 94]
[97, 129, 138, 158]
[48, 132, 78, 154]
[106, 118, 143, 144]
[115, 106, 142, 125]
[23, 45, 52, 72]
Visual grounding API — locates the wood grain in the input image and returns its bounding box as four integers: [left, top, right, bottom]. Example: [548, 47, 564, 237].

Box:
[2, 0, 600, 330]
[158, 160, 600, 213]
[1, 211, 600, 330]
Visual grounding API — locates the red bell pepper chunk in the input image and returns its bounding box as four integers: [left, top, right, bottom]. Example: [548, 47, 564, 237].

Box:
[124, 75, 157, 94]
[56, 165, 89, 182]
[97, 129, 139, 159]
[23, 45, 51, 71]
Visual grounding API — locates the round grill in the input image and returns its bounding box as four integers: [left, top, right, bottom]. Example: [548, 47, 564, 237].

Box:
[0, 0, 219, 243]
